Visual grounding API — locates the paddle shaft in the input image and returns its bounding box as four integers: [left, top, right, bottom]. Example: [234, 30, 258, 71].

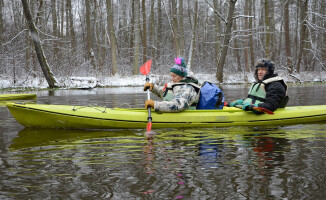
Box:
[139, 59, 153, 131]
[146, 76, 152, 123]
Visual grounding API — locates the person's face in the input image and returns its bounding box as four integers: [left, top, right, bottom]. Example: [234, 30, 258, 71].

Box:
[257, 67, 267, 80]
[170, 72, 183, 83]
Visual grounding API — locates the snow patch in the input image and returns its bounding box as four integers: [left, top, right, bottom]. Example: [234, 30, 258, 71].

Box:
[0, 71, 325, 89]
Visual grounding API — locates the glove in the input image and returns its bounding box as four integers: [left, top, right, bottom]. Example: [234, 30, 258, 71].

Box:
[229, 99, 244, 107]
[242, 102, 258, 111]
[143, 83, 154, 91]
[145, 100, 155, 109]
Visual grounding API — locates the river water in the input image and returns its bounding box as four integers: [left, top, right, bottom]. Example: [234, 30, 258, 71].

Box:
[1, 84, 326, 199]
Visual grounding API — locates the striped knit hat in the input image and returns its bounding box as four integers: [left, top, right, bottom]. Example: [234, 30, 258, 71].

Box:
[170, 57, 187, 77]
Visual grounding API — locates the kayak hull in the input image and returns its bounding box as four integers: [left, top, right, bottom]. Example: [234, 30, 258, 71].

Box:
[0, 93, 36, 101]
[6, 103, 326, 129]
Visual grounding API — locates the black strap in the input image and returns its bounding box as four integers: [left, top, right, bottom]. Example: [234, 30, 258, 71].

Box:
[247, 94, 265, 104]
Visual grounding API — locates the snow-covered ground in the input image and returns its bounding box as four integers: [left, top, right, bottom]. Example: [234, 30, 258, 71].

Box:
[0, 70, 325, 90]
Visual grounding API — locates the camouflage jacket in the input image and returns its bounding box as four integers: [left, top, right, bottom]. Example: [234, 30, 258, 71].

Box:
[151, 77, 200, 112]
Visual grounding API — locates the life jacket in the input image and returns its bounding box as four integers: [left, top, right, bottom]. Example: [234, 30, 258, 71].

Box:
[243, 76, 288, 107]
[196, 82, 225, 110]
[162, 82, 201, 109]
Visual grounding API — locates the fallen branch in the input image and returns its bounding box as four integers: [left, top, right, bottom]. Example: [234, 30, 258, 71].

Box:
[289, 74, 303, 83]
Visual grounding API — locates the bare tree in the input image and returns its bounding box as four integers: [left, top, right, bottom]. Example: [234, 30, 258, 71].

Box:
[187, 0, 198, 69]
[1, 0, 326, 87]
[156, 0, 162, 62]
[171, 0, 180, 57]
[142, 0, 147, 63]
[21, 0, 58, 88]
[248, 0, 255, 69]
[51, 0, 58, 61]
[269, 0, 276, 61]
[178, 0, 185, 57]
[284, 0, 293, 73]
[0, 0, 3, 47]
[213, 0, 221, 72]
[244, 0, 250, 72]
[233, 19, 242, 71]
[264, 0, 270, 57]
[149, 0, 155, 61]
[85, 0, 96, 69]
[66, 0, 76, 52]
[322, 1, 326, 67]
[216, 0, 237, 83]
[133, 0, 141, 74]
[106, 0, 118, 75]
[296, 0, 309, 72]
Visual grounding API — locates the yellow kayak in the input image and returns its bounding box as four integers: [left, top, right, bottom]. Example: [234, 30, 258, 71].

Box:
[0, 93, 36, 101]
[6, 103, 326, 129]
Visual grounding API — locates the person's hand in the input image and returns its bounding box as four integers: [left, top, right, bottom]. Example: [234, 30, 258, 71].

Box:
[242, 102, 258, 111]
[145, 100, 155, 109]
[143, 83, 154, 91]
[229, 99, 244, 107]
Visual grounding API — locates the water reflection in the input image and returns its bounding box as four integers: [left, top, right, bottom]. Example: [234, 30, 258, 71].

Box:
[5, 124, 326, 199]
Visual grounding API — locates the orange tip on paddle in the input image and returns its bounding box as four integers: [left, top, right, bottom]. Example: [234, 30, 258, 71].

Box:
[253, 107, 274, 115]
[146, 122, 152, 131]
[140, 59, 152, 75]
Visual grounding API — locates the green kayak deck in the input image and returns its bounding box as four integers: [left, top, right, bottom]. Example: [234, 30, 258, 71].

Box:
[6, 103, 326, 129]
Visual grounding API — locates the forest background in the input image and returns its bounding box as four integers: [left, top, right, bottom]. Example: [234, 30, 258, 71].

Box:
[0, 0, 325, 89]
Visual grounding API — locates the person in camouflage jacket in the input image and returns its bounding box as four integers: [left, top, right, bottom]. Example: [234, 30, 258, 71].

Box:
[144, 57, 201, 112]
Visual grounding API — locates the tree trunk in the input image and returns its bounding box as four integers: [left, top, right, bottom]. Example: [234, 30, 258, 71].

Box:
[60, 0, 64, 38]
[187, 0, 198, 70]
[51, 0, 58, 61]
[149, 0, 155, 61]
[216, 0, 237, 83]
[322, 1, 326, 69]
[171, 0, 180, 57]
[156, 0, 162, 62]
[35, 0, 43, 26]
[249, 0, 255, 69]
[284, 0, 293, 73]
[264, 0, 270, 57]
[142, 0, 147, 63]
[213, 0, 221, 69]
[0, 0, 3, 47]
[233, 19, 241, 71]
[21, 0, 58, 88]
[296, 0, 308, 72]
[106, 0, 118, 75]
[293, 1, 300, 66]
[85, 0, 95, 69]
[178, 0, 185, 57]
[133, 0, 141, 75]
[244, 0, 250, 72]
[269, 0, 276, 61]
[130, 1, 135, 65]
[66, 0, 76, 52]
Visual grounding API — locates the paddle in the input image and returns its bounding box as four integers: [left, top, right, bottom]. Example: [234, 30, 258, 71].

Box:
[235, 105, 274, 115]
[140, 59, 153, 131]
[252, 106, 274, 115]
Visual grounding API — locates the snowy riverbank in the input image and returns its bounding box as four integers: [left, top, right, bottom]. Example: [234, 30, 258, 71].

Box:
[0, 70, 325, 90]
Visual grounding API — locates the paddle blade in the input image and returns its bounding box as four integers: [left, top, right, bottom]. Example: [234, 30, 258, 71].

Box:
[146, 122, 152, 131]
[140, 59, 152, 75]
[253, 107, 274, 115]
